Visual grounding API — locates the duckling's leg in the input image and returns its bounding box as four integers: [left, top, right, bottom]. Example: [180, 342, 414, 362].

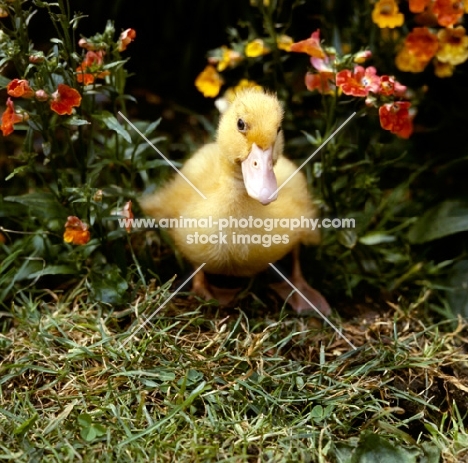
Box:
[192, 270, 241, 305]
[270, 247, 331, 316]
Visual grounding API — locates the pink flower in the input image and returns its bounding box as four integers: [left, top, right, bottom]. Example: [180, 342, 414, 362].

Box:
[336, 66, 380, 97]
[117, 28, 136, 52]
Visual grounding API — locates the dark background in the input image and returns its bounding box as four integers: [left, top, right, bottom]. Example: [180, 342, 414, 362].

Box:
[27, 0, 322, 114]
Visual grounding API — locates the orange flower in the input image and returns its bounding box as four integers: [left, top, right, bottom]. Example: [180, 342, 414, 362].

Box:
[76, 51, 110, 85]
[395, 46, 430, 72]
[306, 54, 336, 94]
[63, 216, 90, 245]
[336, 66, 380, 97]
[433, 0, 464, 26]
[305, 72, 335, 94]
[245, 38, 270, 57]
[436, 26, 468, 65]
[50, 84, 82, 115]
[122, 201, 134, 233]
[290, 30, 325, 58]
[1, 98, 26, 136]
[195, 65, 223, 97]
[409, 0, 432, 12]
[405, 27, 439, 61]
[379, 101, 414, 138]
[117, 28, 136, 52]
[378, 75, 407, 96]
[372, 0, 405, 28]
[7, 79, 34, 98]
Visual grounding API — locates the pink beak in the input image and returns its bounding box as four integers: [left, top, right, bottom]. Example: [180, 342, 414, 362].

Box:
[241, 143, 278, 205]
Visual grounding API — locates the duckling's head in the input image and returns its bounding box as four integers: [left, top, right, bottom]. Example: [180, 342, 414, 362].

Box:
[217, 88, 284, 205]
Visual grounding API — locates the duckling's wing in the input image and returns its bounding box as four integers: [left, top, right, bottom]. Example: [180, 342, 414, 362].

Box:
[139, 143, 220, 220]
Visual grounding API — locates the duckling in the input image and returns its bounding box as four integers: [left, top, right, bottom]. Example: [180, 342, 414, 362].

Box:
[140, 88, 330, 316]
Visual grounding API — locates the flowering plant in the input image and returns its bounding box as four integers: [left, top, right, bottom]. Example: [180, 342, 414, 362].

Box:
[0, 0, 153, 304]
[191, 0, 465, 302]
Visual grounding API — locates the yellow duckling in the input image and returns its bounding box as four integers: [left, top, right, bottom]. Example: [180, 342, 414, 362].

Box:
[140, 88, 330, 315]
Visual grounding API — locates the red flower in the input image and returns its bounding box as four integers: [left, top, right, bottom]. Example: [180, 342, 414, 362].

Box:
[7, 79, 34, 98]
[63, 216, 90, 245]
[76, 51, 110, 85]
[378, 76, 407, 97]
[433, 0, 464, 27]
[50, 84, 82, 115]
[118, 28, 136, 52]
[405, 27, 439, 61]
[1, 98, 26, 136]
[290, 30, 325, 58]
[379, 101, 414, 138]
[336, 66, 380, 97]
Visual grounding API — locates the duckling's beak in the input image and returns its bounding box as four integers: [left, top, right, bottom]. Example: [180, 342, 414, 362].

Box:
[241, 143, 278, 205]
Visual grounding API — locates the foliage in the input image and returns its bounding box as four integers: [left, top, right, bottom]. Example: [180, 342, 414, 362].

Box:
[2, 290, 468, 462]
[0, 0, 157, 306]
[2, 0, 468, 460]
[192, 0, 460, 308]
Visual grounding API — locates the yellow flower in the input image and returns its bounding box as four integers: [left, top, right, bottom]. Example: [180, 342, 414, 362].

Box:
[433, 58, 455, 77]
[437, 26, 468, 65]
[245, 39, 270, 58]
[216, 46, 243, 72]
[395, 46, 430, 72]
[195, 65, 223, 97]
[372, 0, 405, 28]
[249, 0, 270, 5]
[277, 34, 293, 52]
[225, 79, 262, 102]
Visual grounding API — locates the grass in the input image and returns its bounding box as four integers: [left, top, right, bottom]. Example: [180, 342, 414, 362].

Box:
[1, 277, 468, 462]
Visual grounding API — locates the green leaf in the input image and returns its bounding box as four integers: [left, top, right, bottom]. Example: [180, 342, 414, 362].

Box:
[177, 369, 204, 386]
[0, 75, 11, 88]
[95, 111, 132, 143]
[408, 200, 468, 244]
[88, 263, 128, 304]
[78, 413, 106, 442]
[27, 265, 77, 280]
[359, 232, 396, 246]
[5, 165, 31, 181]
[351, 433, 418, 463]
[64, 116, 90, 126]
[13, 414, 38, 436]
[446, 260, 468, 318]
[302, 129, 322, 145]
[4, 192, 68, 219]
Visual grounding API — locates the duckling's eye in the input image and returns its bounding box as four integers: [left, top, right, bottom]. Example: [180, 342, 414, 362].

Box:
[237, 118, 247, 133]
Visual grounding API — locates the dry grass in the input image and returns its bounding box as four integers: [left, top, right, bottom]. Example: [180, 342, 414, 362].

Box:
[1, 279, 468, 462]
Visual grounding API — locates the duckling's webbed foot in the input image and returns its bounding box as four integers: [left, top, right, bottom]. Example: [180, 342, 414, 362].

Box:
[269, 247, 331, 316]
[192, 270, 242, 306]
